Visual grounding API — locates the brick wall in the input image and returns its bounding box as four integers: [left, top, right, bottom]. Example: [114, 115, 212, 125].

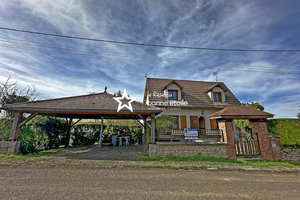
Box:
[251, 120, 274, 160]
[269, 136, 282, 161]
[218, 120, 236, 159]
[282, 148, 300, 162]
[149, 142, 227, 158]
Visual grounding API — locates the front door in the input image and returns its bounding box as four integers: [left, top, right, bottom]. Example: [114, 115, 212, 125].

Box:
[210, 119, 217, 130]
[199, 117, 205, 129]
[190, 116, 199, 129]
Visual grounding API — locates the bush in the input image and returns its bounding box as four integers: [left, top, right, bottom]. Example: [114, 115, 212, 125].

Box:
[17, 116, 69, 154]
[267, 119, 300, 148]
[0, 119, 12, 140]
[18, 124, 49, 154]
[72, 124, 105, 146]
[103, 125, 142, 144]
[156, 116, 173, 134]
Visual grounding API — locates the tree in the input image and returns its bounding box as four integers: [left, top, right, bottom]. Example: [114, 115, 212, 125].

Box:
[0, 76, 38, 118]
[234, 102, 265, 133]
[297, 108, 300, 119]
[241, 102, 264, 111]
[114, 90, 122, 97]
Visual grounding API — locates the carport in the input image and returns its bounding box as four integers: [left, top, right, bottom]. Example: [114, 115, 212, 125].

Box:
[2, 91, 162, 154]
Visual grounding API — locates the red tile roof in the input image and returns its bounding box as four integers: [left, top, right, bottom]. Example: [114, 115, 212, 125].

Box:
[144, 78, 240, 109]
[210, 106, 274, 119]
[4, 92, 161, 114]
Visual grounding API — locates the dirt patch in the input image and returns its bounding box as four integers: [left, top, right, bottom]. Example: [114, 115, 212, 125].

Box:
[52, 145, 147, 161]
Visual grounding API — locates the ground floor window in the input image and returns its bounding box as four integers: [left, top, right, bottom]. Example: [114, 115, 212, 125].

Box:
[172, 116, 179, 129]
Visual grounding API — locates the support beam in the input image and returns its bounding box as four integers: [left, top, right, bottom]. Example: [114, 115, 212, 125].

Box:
[99, 117, 104, 149]
[142, 124, 146, 145]
[9, 112, 23, 140]
[137, 114, 151, 128]
[64, 118, 73, 147]
[150, 114, 156, 144]
[17, 112, 38, 128]
[70, 119, 81, 127]
[136, 119, 146, 145]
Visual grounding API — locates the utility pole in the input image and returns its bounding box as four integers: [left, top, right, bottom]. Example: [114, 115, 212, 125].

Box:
[213, 68, 221, 81]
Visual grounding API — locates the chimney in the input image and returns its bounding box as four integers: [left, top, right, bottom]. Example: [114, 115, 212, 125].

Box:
[104, 86, 107, 93]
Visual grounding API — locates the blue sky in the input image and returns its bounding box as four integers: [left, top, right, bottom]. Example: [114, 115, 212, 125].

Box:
[0, 0, 300, 118]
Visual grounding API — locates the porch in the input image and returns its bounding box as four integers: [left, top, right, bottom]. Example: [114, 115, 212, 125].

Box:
[157, 128, 224, 142]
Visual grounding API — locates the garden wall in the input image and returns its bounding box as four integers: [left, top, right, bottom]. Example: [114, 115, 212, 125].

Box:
[0, 141, 20, 155]
[149, 142, 227, 158]
[282, 148, 300, 162]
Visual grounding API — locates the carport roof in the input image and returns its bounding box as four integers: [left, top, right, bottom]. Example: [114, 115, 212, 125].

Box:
[3, 92, 162, 119]
[210, 106, 274, 119]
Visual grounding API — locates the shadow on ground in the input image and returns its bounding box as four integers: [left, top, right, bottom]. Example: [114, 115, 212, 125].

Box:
[51, 145, 148, 161]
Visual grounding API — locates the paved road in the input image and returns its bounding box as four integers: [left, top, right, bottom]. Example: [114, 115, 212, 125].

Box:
[0, 166, 299, 200]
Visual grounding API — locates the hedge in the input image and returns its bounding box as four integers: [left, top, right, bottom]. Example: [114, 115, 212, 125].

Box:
[267, 119, 300, 148]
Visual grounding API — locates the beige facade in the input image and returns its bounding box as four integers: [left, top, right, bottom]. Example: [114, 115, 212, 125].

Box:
[157, 109, 218, 129]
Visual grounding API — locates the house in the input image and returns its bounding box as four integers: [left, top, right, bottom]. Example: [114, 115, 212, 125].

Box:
[143, 77, 241, 133]
[143, 77, 282, 161]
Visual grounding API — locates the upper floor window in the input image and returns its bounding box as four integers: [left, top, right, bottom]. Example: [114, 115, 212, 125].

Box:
[168, 90, 178, 100]
[213, 92, 222, 102]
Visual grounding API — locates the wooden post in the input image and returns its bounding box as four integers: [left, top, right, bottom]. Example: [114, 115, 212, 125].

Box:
[99, 117, 104, 149]
[65, 118, 73, 147]
[150, 114, 156, 144]
[142, 123, 146, 145]
[9, 112, 23, 140]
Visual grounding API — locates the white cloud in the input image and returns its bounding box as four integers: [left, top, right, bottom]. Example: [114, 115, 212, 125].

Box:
[0, 0, 299, 117]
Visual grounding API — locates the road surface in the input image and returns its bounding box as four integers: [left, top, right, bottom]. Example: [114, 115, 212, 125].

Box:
[0, 166, 299, 199]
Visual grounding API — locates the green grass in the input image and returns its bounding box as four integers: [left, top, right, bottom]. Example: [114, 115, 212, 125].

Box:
[142, 154, 300, 168]
[0, 149, 59, 160]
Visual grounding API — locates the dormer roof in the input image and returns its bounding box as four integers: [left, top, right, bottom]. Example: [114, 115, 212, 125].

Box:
[206, 83, 228, 92]
[162, 80, 183, 90]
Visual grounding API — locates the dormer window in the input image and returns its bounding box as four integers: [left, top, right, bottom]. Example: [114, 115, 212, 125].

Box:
[168, 90, 178, 100]
[213, 92, 222, 102]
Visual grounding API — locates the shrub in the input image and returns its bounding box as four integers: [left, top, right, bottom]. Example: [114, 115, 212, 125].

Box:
[267, 119, 300, 148]
[103, 125, 142, 144]
[72, 124, 104, 146]
[156, 116, 173, 134]
[18, 124, 49, 154]
[0, 119, 12, 140]
[18, 116, 69, 154]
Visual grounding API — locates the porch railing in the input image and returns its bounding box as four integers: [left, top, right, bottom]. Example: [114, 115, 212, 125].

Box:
[165, 129, 222, 136]
[158, 129, 224, 142]
[198, 129, 222, 136]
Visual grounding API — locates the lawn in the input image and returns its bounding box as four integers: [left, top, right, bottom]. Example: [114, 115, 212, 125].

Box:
[0, 149, 59, 160]
[142, 154, 300, 168]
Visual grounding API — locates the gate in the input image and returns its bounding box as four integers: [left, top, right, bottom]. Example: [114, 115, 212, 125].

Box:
[235, 132, 260, 157]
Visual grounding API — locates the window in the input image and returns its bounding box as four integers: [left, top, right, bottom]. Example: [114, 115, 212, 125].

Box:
[172, 116, 179, 129]
[168, 90, 178, 100]
[213, 92, 222, 102]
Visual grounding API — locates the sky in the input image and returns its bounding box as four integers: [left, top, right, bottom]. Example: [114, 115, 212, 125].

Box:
[0, 0, 300, 118]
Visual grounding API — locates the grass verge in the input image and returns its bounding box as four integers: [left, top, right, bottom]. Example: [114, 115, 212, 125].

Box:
[142, 154, 300, 168]
[0, 149, 59, 160]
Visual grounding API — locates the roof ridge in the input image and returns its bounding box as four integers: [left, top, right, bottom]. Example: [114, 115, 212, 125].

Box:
[147, 77, 224, 84]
